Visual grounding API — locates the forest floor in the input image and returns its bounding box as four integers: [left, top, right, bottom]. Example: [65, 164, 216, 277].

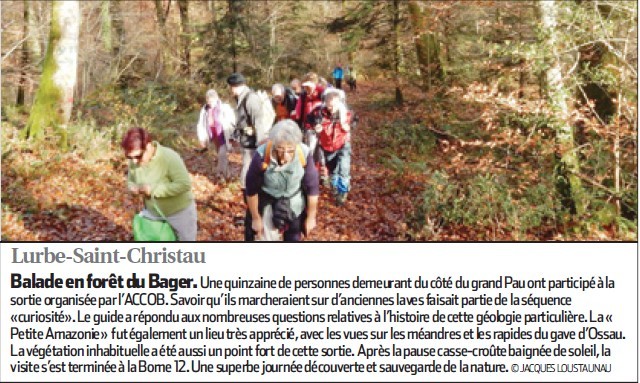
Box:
[3, 80, 620, 241]
[2, 81, 431, 241]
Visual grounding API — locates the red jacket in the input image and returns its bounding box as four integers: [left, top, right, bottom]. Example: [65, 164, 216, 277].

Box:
[311, 106, 352, 152]
[294, 85, 325, 129]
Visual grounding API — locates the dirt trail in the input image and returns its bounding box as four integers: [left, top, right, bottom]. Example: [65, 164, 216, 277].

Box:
[187, 82, 417, 241]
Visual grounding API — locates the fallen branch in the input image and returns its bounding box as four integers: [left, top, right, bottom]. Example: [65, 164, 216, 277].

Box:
[574, 172, 618, 197]
[424, 125, 459, 141]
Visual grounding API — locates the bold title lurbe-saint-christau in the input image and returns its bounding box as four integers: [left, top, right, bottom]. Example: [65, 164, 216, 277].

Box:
[12, 247, 206, 264]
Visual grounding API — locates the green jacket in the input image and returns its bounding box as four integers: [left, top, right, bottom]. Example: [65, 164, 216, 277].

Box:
[127, 142, 193, 216]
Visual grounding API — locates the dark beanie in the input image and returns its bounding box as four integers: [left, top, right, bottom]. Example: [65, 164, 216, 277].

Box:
[227, 73, 246, 86]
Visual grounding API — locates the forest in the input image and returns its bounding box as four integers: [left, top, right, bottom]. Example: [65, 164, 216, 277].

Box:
[1, 0, 637, 241]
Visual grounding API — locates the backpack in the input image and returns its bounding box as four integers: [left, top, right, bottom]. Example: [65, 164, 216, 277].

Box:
[255, 89, 276, 133]
[284, 87, 298, 111]
[236, 90, 276, 148]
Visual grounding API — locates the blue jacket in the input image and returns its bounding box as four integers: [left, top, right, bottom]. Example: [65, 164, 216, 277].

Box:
[333, 67, 344, 80]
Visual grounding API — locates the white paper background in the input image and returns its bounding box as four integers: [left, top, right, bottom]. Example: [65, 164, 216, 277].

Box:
[1, 242, 637, 382]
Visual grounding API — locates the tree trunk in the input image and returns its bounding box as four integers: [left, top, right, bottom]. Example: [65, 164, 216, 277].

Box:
[516, 5, 526, 99]
[407, 0, 444, 91]
[393, 0, 403, 106]
[23, 0, 80, 147]
[27, 1, 42, 60]
[538, 0, 585, 215]
[610, 11, 634, 220]
[100, 1, 113, 51]
[110, 0, 125, 83]
[177, 0, 191, 76]
[267, 0, 276, 83]
[209, 0, 217, 25]
[100, 1, 125, 82]
[154, 0, 169, 35]
[17, 0, 30, 106]
[110, 1, 125, 57]
[229, 0, 239, 73]
[154, 0, 170, 79]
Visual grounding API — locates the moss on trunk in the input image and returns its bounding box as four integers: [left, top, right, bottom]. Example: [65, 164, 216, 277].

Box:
[23, 1, 78, 150]
[539, 0, 586, 217]
[408, 0, 444, 91]
[23, 3, 63, 140]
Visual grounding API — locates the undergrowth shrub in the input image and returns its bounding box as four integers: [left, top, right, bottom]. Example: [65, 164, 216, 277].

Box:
[371, 119, 437, 182]
[376, 119, 437, 163]
[498, 110, 553, 137]
[65, 122, 124, 163]
[2, 123, 54, 180]
[577, 184, 638, 240]
[407, 170, 557, 240]
[1, 104, 29, 127]
[79, 81, 202, 149]
[366, 96, 397, 111]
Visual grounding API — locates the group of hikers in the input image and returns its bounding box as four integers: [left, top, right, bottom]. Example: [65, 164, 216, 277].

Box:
[121, 64, 358, 242]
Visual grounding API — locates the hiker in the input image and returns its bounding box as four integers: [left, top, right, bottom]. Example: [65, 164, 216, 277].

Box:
[319, 77, 333, 89]
[244, 119, 319, 241]
[227, 72, 271, 186]
[323, 86, 347, 107]
[290, 78, 303, 97]
[121, 127, 197, 241]
[346, 66, 357, 92]
[332, 63, 344, 89]
[195, 89, 235, 180]
[227, 72, 275, 241]
[308, 87, 347, 181]
[309, 91, 353, 205]
[293, 72, 325, 164]
[271, 83, 297, 122]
